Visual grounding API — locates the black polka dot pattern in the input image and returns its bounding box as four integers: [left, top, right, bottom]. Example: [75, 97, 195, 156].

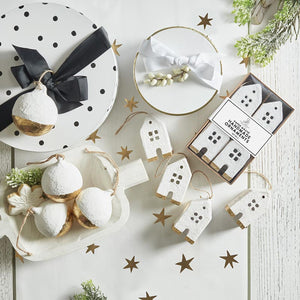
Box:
[14, 56, 19, 61]
[53, 16, 58, 21]
[92, 24, 97, 29]
[24, 12, 30, 17]
[87, 106, 93, 111]
[14, 25, 19, 31]
[39, 140, 44, 146]
[6, 90, 11, 96]
[74, 121, 79, 127]
[14, 130, 19, 136]
[38, 35, 43, 41]
[100, 89, 105, 94]
[71, 30, 77, 36]
[113, 65, 116, 71]
[91, 63, 96, 68]
[53, 42, 58, 48]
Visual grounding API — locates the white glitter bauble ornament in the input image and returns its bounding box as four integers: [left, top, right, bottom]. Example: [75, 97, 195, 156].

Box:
[41, 155, 83, 202]
[32, 200, 73, 238]
[73, 187, 113, 229]
[12, 83, 58, 136]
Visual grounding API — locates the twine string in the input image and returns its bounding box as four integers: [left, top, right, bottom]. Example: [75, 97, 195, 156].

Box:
[84, 148, 119, 196]
[27, 153, 65, 166]
[16, 208, 33, 256]
[34, 70, 54, 89]
[191, 170, 213, 199]
[246, 170, 272, 190]
[154, 152, 187, 178]
[115, 111, 148, 135]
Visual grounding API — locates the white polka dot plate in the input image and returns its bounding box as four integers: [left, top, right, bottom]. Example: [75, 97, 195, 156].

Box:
[0, 3, 118, 152]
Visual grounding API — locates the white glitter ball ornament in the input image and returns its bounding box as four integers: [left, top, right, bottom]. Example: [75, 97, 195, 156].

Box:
[12, 84, 58, 136]
[73, 187, 113, 229]
[32, 200, 73, 238]
[41, 155, 83, 202]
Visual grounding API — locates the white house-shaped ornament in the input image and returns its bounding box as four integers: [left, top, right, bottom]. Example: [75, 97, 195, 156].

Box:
[225, 188, 270, 229]
[172, 198, 212, 244]
[230, 84, 262, 116]
[190, 123, 230, 163]
[253, 101, 283, 133]
[210, 140, 251, 182]
[140, 115, 173, 162]
[156, 157, 192, 205]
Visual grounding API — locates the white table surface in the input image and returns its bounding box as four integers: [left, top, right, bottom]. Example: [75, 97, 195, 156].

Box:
[0, 1, 299, 299]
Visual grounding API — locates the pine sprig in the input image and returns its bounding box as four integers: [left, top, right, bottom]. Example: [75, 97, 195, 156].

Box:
[72, 281, 107, 300]
[233, 0, 256, 25]
[235, 0, 300, 66]
[6, 168, 44, 188]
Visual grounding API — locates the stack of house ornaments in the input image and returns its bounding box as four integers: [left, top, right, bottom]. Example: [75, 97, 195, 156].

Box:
[6, 150, 118, 256]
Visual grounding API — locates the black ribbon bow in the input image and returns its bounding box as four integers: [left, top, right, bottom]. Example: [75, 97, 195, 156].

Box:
[0, 26, 111, 131]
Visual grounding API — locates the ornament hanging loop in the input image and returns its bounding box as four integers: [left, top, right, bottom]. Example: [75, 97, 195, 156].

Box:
[191, 170, 213, 199]
[27, 153, 65, 166]
[246, 170, 272, 191]
[115, 111, 148, 135]
[34, 70, 54, 89]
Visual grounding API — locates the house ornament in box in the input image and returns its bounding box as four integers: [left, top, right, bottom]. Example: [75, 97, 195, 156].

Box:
[225, 171, 272, 229]
[155, 154, 192, 205]
[172, 170, 213, 244]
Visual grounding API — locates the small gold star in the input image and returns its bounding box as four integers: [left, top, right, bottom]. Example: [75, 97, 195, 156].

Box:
[124, 97, 138, 112]
[220, 250, 239, 268]
[176, 254, 194, 273]
[219, 90, 230, 100]
[123, 256, 139, 272]
[15, 251, 24, 263]
[112, 39, 122, 56]
[197, 13, 213, 29]
[117, 146, 133, 160]
[86, 129, 101, 143]
[153, 208, 172, 226]
[139, 292, 157, 300]
[240, 57, 250, 67]
[86, 244, 100, 254]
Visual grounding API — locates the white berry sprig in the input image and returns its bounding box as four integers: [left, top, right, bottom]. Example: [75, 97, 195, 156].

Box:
[144, 65, 191, 87]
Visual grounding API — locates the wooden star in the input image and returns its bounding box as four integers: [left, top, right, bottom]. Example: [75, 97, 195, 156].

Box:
[112, 39, 122, 56]
[124, 97, 138, 112]
[153, 208, 172, 226]
[176, 254, 194, 273]
[240, 57, 250, 67]
[86, 243, 100, 254]
[139, 292, 157, 300]
[197, 13, 213, 29]
[15, 251, 24, 263]
[117, 146, 133, 160]
[123, 256, 139, 272]
[219, 90, 230, 100]
[220, 250, 239, 268]
[86, 129, 101, 143]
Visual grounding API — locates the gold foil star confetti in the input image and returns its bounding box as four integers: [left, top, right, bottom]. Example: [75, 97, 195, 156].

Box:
[117, 146, 133, 160]
[220, 250, 239, 268]
[219, 90, 230, 100]
[240, 57, 250, 67]
[123, 256, 140, 273]
[112, 39, 122, 56]
[15, 251, 24, 263]
[139, 292, 157, 300]
[176, 254, 194, 273]
[86, 129, 101, 143]
[153, 208, 172, 226]
[124, 97, 138, 112]
[86, 243, 100, 254]
[197, 13, 213, 29]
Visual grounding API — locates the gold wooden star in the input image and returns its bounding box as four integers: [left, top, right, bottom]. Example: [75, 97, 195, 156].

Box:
[124, 97, 138, 112]
[219, 90, 230, 100]
[220, 250, 239, 268]
[123, 256, 139, 272]
[15, 251, 24, 263]
[139, 292, 157, 300]
[86, 243, 100, 254]
[197, 13, 213, 29]
[176, 254, 194, 273]
[153, 208, 172, 226]
[112, 39, 122, 56]
[240, 57, 250, 67]
[86, 129, 101, 143]
[117, 146, 133, 160]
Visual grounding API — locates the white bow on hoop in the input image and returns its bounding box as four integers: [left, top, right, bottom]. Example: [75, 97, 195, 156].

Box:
[139, 37, 223, 90]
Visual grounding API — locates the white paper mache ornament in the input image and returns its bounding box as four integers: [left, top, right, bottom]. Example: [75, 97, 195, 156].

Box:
[73, 187, 113, 229]
[41, 155, 83, 202]
[12, 84, 58, 136]
[32, 200, 72, 238]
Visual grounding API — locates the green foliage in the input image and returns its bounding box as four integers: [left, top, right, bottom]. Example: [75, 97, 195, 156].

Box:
[232, 0, 256, 25]
[235, 0, 300, 66]
[72, 281, 107, 300]
[6, 168, 44, 188]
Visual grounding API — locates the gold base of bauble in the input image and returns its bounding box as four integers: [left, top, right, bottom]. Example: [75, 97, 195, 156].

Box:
[44, 189, 81, 203]
[57, 207, 73, 237]
[72, 202, 97, 229]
